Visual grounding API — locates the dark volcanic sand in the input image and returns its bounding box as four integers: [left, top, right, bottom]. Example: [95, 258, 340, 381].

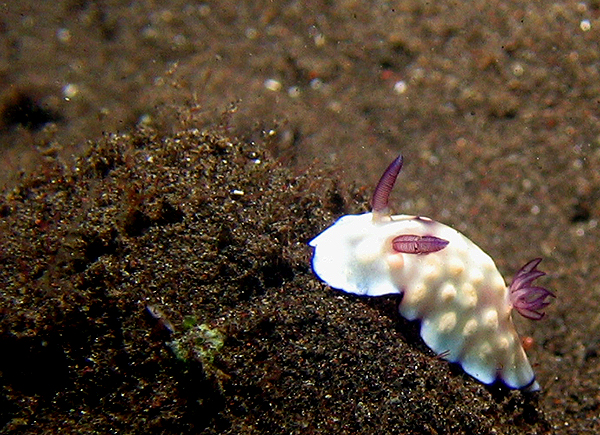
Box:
[1, 1, 600, 434]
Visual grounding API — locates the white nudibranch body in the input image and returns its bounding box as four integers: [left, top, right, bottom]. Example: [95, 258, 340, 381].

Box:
[309, 155, 554, 391]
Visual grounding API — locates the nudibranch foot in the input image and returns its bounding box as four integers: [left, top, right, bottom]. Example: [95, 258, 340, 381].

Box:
[509, 258, 555, 321]
[309, 154, 554, 391]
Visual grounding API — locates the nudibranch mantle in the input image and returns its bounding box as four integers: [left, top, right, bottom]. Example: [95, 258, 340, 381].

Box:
[309, 155, 554, 391]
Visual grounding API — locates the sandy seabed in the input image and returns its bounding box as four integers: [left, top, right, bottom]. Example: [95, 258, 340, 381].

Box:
[2, 1, 600, 433]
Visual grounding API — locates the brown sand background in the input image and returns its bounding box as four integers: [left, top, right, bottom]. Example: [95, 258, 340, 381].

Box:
[1, 1, 600, 433]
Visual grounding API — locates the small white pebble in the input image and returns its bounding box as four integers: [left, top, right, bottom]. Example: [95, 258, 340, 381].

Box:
[245, 27, 258, 39]
[138, 114, 152, 125]
[580, 19, 591, 32]
[264, 78, 282, 92]
[63, 83, 79, 99]
[393, 80, 407, 94]
[328, 101, 342, 113]
[56, 28, 71, 43]
[198, 4, 211, 16]
[314, 33, 326, 47]
[173, 34, 187, 47]
[310, 78, 323, 90]
[288, 86, 301, 98]
[512, 63, 524, 77]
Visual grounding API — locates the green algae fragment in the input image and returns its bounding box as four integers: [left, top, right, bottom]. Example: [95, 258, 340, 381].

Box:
[168, 323, 225, 365]
[194, 324, 225, 364]
[182, 315, 198, 330]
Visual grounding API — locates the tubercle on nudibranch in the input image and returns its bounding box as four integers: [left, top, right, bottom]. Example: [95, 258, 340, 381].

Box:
[509, 258, 556, 320]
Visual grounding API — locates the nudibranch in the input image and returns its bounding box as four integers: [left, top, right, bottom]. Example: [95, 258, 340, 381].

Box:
[309, 155, 554, 391]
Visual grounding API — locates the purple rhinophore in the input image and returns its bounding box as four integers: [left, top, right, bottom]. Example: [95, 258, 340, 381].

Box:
[372, 155, 403, 212]
[509, 258, 555, 320]
[392, 234, 449, 254]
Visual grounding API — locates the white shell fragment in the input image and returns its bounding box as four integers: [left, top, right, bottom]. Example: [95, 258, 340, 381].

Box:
[309, 156, 551, 391]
